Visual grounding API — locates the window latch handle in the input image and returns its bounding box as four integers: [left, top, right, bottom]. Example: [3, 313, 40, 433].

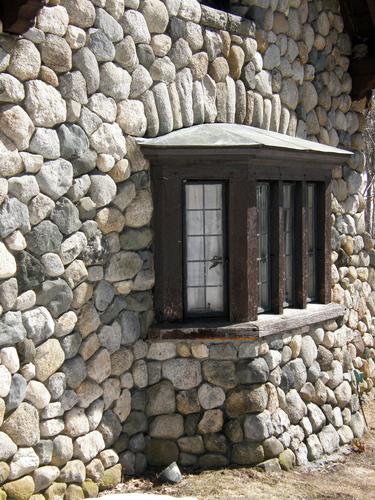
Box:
[209, 256, 223, 269]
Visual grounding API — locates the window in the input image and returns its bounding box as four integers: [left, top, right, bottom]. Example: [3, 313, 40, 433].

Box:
[140, 123, 351, 326]
[184, 182, 227, 317]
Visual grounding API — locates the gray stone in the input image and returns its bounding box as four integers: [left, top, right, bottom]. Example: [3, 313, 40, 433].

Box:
[150, 414, 184, 439]
[60, 0, 96, 28]
[281, 358, 307, 392]
[72, 48, 100, 95]
[198, 383, 225, 410]
[244, 410, 273, 442]
[36, 279, 73, 317]
[202, 360, 236, 389]
[34, 440, 54, 466]
[87, 29, 115, 62]
[153, 82, 173, 135]
[115, 36, 138, 71]
[0, 311, 27, 348]
[318, 424, 340, 454]
[0, 197, 30, 238]
[307, 403, 326, 432]
[29, 128, 60, 159]
[350, 412, 365, 438]
[58, 124, 89, 160]
[162, 358, 202, 390]
[36, 159, 73, 200]
[60, 459, 86, 483]
[51, 197, 81, 236]
[59, 72, 87, 107]
[237, 358, 269, 384]
[60, 232, 88, 265]
[121, 9, 151, 43]
[23, 306, 54, 346]
[146, 380, 175, 416]
[25, 221, 63, 256]
[283, 389, 307, 424]
[95, 8, 123, 42]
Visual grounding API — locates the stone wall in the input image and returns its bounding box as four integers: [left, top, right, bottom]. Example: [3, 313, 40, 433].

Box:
[142, 322, 367, 470]
[0, 0, 373, 498]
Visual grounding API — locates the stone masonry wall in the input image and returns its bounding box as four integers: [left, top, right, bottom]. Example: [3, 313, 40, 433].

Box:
[0, 0, 374, 498]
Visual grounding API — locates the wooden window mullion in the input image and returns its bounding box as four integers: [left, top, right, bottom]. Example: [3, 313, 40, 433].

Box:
[270, 180, 284, 314]
[295, 181, 307, 308]
[229, 173, 257, 322]
[317, 179, 332, 303]
[153, 175, 184, 322]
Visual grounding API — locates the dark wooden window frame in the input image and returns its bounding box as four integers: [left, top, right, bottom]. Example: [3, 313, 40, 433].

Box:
[145, 146, 345, 326]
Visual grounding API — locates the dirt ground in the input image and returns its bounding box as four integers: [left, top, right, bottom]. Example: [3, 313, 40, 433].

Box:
[104, 398, 375, 500]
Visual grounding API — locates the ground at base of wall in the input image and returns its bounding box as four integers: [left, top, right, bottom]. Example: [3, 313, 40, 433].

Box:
[99, 398, 375, 500]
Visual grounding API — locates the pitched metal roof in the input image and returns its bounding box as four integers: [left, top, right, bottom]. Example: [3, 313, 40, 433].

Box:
[137, 123, 353, 157]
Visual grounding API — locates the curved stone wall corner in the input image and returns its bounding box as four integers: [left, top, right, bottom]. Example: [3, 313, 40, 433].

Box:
[0, 0, 373, 497]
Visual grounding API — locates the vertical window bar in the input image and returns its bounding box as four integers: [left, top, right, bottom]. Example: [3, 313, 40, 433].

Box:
[283, 183, 295, 307]
[257, 183, 270, 313]
[307, 183, 317, 301]
[184, 182, 226, 317]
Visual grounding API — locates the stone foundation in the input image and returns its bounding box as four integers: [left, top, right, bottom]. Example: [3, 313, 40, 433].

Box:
[143, 319, 368, 471]
[0, 0, 373, 497]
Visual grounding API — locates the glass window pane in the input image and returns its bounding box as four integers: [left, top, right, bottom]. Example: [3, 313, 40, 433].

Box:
[257, 182, 270, 312]
[204, 184, 222, 209]
[184, 182, 226, 316]
[205, 210, 222, 235]
[205, 236, 223, 260]
[186, 184, 203, 209]
[187, 262, 205, 286]
[187, 236, 204, 261]
[187, 288, 205, 311]
[186, 211, 203, 235]
[206, 286, 224, 312]
[206, 262, 224, 286]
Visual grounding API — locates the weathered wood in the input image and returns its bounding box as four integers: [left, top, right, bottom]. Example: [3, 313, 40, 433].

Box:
[149, 303, 346, 340]
[270, 181, 284, 314]
[151, 171, 184, 322]
[317, 180, 332, 304]
[295, 182, 307, 308]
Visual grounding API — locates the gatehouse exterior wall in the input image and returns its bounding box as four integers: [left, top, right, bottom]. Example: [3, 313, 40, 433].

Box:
[0, 0, 373, 497]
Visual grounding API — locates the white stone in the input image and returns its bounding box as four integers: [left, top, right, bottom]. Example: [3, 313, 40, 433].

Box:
[117, 100, 147, 136]
[0, 365, 12, 397]
[99, 62, 131, 101]
[90, 123, 127, 160]
[73, 430, 105, 463]
[25, 380, 51, 409]
[37, 6, 69, 36]
[0, 347, 19, 374]
[0, 242, 16, 279]
[25, 80, 67, 127]
[9, 447, 39, 480]
[0, 105, 35, 150]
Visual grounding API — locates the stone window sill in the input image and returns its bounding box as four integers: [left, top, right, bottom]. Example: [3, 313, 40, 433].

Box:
[149, 303, 346, 341]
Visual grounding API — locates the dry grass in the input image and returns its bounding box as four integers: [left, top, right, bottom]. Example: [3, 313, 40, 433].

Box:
[103, 398, 375, 500]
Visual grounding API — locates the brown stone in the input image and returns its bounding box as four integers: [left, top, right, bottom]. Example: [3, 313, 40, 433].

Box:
[227, 46, 245, 80]
[225, 385, 268, 417]
[197, 409, 223, 434]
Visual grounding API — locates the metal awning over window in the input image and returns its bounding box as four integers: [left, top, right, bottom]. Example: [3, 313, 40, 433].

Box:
[137, 123, 352, 159]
